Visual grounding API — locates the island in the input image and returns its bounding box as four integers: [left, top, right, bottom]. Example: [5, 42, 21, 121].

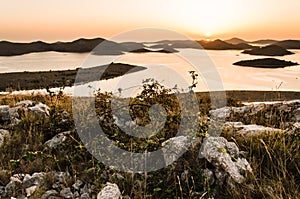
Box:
[250, 39, 278, 45]
[0, 62, 146, 91]
[225, 37, 248, 45]
[0, 38, 128, 56]
[242, 45, 294, 56]
[130, 47, 178, 53]
[1, 38, 300, 56]
[165, 39, 253, 50]
[146, 39, 254, 50]
[198, 39, 252, 50]
[274, 40, 300, 49]
[233, 58, 298, 68]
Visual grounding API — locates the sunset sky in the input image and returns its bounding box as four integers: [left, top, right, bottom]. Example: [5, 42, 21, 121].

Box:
[1, 0, 300, 42]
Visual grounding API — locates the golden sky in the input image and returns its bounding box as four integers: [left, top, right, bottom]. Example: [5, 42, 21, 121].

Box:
[1, 0, 299, 42]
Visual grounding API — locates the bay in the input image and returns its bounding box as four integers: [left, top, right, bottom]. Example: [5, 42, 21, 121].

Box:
[0, 49, 299, 96]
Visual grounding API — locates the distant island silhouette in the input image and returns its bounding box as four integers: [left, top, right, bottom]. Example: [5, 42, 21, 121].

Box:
[233, 58, 298, 68]
[273, 40, 300, 49]
[0, 38, 125, 56]
[242, 45, 294, 56]
[250, 39, 279, 45]
[225, 37, 248, 45]
[150, 39, 253, 50]
[130, 47, 178, 53]
[0, 37, 299, 56]
[199, 39, 252, 50]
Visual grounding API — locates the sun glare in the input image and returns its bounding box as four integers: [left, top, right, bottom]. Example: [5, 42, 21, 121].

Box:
[178, 0, 244, 39]
[205, 32, 211, 37]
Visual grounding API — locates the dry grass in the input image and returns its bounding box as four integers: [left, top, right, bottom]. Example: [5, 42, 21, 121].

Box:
[0, 90, 299, 198]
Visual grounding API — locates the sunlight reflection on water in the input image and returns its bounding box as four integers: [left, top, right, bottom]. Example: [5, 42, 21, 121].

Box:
[0, 49, 300, 96]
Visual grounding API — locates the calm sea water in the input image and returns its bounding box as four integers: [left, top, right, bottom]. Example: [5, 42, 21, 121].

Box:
[0, 49, 299, 96]
[0, 52, 89, 73]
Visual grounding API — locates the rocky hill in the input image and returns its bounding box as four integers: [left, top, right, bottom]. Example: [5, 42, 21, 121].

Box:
[250, 39, 278, 45]
[274, 40, 300, 49]
[225, 37, 248, 45]
[0, 38, 98, 56]
[199, 39, 253, 50]
[0, 38, 130, 56]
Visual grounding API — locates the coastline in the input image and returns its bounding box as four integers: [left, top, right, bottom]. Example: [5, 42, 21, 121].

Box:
[0, 63, 146, 92]
[0, 64, 299, 102]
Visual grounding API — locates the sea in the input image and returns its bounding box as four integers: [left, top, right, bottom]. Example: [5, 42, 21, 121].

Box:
[0, 49, 299, 97]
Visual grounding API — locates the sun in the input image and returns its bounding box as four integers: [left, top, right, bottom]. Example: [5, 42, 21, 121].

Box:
[205, 32, 211, 37]
[177, 0, 243, 39]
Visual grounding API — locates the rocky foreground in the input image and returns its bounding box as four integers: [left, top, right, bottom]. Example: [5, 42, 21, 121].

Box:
[0, 96, 299, 198]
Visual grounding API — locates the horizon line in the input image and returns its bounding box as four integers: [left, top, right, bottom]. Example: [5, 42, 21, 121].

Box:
[1, 36, 299, 44]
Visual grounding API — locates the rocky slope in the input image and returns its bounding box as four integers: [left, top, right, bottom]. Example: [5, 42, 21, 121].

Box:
[0, 96, 299, 198]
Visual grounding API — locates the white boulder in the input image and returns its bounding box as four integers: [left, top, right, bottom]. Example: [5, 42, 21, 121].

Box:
[200, 136, 252, 184]
[97, 182, 121, 199]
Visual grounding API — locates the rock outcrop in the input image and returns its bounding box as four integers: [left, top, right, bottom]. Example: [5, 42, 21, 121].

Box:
[0, 100, 50, 127]
[162, 136, 189, 165]
[200, 136, 252, 184]
[223, 122, 282, 136]
[210, 100, 300, 133]
[44, 131, 71, 148]
[0, 97, 299, 198]
[0, 171, 98, 198]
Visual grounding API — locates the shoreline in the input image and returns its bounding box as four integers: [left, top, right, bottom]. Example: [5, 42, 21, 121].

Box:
[0, 65, 299, 102]
[0, 62, 146, 92]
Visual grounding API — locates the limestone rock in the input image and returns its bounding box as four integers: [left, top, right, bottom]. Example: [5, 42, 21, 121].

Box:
[16, 100, 34, 108]
[80, 192, 91, 199]
[73, 179, 84, 190]
[54, 172, 71, 185]
[0, 101, 50, 127]
[60, 187, 73, 198]
[28, 102, 50, 116]
[25, 185, 37, 197]
[200, 136, 252, 184]
[4, 175, 23, 197]
[210, 100, 300, 124]
[97, 182, 121, 199]
[22, 172, 45, 189]
[44, 131, 71, 148]
[162, 136, 188, 165]
[41, 190, 59, 199]
[210, 106, 232, 120]
[293, 122, 300, 129]
[224, 122, 282, 136]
